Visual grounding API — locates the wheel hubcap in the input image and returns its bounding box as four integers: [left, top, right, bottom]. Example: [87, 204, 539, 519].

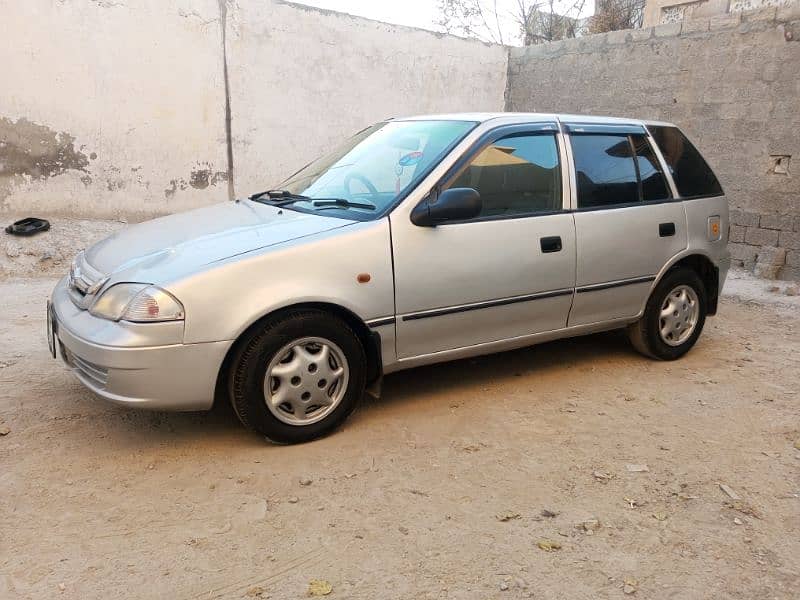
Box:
[659, 284, 700, 347]
[263, 337, 349, 426]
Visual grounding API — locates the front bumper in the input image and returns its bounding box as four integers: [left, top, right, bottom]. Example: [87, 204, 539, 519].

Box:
[51, 277, 232, 411]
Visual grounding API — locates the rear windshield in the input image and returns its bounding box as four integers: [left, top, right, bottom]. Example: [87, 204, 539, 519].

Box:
[648, 125, 723, 199]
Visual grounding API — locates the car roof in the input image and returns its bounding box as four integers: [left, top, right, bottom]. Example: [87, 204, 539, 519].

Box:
[395, 112, 676, 128]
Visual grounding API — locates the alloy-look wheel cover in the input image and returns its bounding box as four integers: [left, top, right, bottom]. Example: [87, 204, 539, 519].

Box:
[263, 337, 349, 426]
[659, 284, 700, 347]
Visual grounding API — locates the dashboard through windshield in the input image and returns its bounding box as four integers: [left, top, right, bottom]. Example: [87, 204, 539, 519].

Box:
[268, 119, 477, 220]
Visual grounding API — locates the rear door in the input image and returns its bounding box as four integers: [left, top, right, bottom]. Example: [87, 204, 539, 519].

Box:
[565, 123, 687, 326]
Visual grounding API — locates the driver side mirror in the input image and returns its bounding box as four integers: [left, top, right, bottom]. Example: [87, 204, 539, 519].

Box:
[410, 188, 482, 227]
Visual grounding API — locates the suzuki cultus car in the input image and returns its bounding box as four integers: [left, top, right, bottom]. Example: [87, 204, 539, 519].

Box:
[48, 113, 729, 442]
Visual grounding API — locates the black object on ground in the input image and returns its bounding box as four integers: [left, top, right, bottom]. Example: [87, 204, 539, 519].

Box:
[5, 217, 50, 236]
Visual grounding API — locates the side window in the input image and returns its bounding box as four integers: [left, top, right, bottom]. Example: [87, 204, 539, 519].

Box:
[648, 125, 723, 198]
[631, 134, 670, 202]
[571, 134, 639, 208]
[448, 133, 562, 218]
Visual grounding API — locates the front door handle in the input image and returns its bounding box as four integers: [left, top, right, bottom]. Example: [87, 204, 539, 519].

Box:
[540, 236, 562, 253]
[659, 222, 676, 237]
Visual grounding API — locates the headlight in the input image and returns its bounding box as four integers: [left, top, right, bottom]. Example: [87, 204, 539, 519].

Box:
[89, 283, 185, 322]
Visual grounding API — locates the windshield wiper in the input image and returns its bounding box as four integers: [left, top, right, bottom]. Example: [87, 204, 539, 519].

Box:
[249, 191, 376, 211]
[311, 198, 376, 211]
[248, 189, 310, 204]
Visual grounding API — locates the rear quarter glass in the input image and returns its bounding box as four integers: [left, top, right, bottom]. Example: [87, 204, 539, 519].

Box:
[647, 125, 723, 199]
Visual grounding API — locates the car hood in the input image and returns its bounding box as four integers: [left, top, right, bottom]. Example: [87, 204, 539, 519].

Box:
[85, 200, 356, 277]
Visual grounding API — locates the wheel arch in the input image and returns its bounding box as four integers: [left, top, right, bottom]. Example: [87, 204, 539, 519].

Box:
[654, 252, 720, 315]
[213, 302, 383, 407]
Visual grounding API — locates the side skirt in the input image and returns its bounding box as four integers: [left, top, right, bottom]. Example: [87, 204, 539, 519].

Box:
[382, 316, 636, 374]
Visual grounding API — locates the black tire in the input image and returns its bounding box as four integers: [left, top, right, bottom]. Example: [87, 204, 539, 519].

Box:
[228, 309, 366, 444]
[627, 267, 707, 360]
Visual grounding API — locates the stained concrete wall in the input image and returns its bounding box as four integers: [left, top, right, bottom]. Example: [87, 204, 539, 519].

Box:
[0, 0, 229, 221]
[0, 0, 507, 220]
[506, 6, 800, 279]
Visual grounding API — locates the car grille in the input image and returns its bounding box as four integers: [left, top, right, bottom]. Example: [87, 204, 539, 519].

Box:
[67, 251, 108, 310]
[61, 344, 109, 389]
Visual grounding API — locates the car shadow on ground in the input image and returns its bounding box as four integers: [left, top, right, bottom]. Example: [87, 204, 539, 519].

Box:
[61, 328, 641, 446]
[367, 329, 639, 414]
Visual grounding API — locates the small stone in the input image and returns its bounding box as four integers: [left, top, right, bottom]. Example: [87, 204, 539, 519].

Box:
[307, 579, 332, 596]
[287, 496, 299, 504]
[245, 585, 266, 597]
[734, 517, 743, 525]
[794, 439, 800, 451]
[398, 526, 409, 535]
[626, 464, 649, 473]
[593, 470, 613, 482]
[541, 509, 558, 518]
[0, 424, 10, 436]
[623, 577, 638, 594]
[499, 582, 509, 591]
[724, 500, 760, 518]
[495, 511, 521, 522]
[576, 518, 601, 532]
[536, 539, 562, 551]
[624, 497, 645, 508]
[58, 583, 66, 591]
[652, 511, 668, 521]
[299, 477, 313, 486]
[719, 483, 741, 500]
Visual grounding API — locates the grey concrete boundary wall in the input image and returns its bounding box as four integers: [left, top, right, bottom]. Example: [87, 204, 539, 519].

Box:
[507, 6, 800, 280]
[0, 0, 506, 221]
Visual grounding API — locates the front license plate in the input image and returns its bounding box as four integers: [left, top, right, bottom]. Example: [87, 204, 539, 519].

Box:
[46, 300, 57, 359]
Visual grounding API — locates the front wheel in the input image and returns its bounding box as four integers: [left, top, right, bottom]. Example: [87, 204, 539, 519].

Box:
[627, 267, 707, 360]
[228, 310, 366, 443]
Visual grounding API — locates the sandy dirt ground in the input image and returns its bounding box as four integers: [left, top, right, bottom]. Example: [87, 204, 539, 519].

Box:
[0, 273, 798, 600]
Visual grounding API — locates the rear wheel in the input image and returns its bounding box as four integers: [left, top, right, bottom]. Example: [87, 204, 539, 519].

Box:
[228, 310, 366, 443]
[627, 267, 707, 360]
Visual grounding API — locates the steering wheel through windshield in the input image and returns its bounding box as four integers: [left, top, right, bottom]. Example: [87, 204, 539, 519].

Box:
[343, 172, 380, 200]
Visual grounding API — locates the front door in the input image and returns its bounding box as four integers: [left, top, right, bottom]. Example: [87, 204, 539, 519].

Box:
[564, 124, 688, 326]
[391, 125, 576, 359]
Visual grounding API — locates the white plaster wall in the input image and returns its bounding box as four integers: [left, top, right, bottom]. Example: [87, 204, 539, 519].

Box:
[225, 0, 509, 196]
[0, 0, 508, 220]
[0, 0, 229, 220]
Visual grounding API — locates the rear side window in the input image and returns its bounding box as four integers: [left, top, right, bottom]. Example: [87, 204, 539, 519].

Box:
[448, 132, 562, 218]
[572, 134, 672, 208]
[571, 135, 639, 208]
[631, 135, 670, 202]
[648, 125, 723, 198]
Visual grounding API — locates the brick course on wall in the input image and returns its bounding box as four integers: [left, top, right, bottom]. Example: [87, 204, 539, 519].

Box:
[729, 210, 800, 280]
[507, 6, 800, 280]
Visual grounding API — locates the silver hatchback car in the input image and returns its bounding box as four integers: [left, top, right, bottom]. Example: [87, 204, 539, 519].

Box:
[49, 113, 730, 443]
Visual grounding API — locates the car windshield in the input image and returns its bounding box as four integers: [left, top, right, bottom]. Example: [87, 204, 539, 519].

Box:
[269, 120, 477, 219]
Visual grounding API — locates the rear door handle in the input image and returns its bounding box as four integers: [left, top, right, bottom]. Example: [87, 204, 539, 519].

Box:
[659, 222, 676, 237]
[540, 236, 562, 253]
